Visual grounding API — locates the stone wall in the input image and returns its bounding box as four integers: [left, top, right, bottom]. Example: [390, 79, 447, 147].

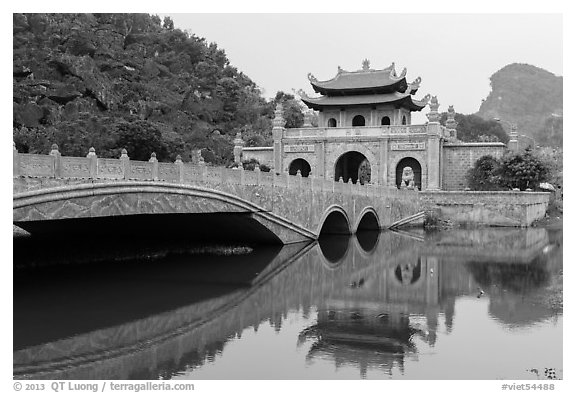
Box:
[241, 147, 273, 167]
[420, 190, 550, 227]
[442, 142, 506, 190]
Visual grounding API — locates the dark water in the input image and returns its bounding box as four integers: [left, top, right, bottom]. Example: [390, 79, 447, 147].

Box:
[13, 226, 563, 380]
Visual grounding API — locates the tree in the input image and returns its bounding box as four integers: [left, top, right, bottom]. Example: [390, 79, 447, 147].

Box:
[497, 150, 549, 190]
[117, 120, 168, 161]
[465, 155, 504, 191]
[273, 91, 304, 129]
[440, 112, 509, 143]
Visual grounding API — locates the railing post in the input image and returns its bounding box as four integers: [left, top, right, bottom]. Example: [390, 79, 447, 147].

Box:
[87, 147, 97, 179]
[175, 155, 184, 183]
[50, 144, 61, 178]
[13, 141, 20, 178]
[120, 148, 130, 179]
[149, 152, 158, 180]
[255, 164, 261, 185]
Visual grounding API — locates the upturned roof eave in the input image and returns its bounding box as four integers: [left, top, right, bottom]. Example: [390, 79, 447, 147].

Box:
[301, 95, 427, 112]
[310, 78, 407, 95]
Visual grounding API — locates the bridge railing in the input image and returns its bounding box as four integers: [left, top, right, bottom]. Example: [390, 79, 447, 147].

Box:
[13, 144, 420, 199]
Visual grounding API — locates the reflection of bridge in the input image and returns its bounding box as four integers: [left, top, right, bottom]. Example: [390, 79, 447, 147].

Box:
[13, 227, 559, 380]
[13, 144, 423, 244]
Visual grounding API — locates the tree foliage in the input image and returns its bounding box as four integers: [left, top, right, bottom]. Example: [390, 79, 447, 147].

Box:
[440, 112, 509, 143]
[465, 155, 504, 191]
[13, 13, 274, 163]
[497, 150, 549, 191]
[467, 150, 552, 191]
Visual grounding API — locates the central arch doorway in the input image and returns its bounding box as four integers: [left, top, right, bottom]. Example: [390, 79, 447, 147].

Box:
[395, 157, 422, 190]
[334, 151, 371, 184]
[288, 158, 311, 177]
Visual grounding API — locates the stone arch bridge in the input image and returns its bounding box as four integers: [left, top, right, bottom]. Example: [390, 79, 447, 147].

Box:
[13, 145, 424, 244]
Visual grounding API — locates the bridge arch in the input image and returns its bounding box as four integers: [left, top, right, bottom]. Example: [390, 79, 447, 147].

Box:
[317, 205, 351, 236]
[13, 182, 316, 244]
[354, 206, 380, 232]
[334, 151, 371, 184]
[288, 158, 311, 177]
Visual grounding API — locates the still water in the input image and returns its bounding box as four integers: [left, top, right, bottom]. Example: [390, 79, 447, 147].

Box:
[13, 226, 562, 380]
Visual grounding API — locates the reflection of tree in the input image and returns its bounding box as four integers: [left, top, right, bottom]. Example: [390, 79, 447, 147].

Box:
[466, 256, 550, 294]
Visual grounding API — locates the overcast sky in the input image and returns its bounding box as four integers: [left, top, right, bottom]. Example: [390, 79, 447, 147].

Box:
[163, 13, 562, 123]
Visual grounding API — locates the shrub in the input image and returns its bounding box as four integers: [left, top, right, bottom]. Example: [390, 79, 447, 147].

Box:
[497, 150, 549, 191]
[465, 155, 504, 191]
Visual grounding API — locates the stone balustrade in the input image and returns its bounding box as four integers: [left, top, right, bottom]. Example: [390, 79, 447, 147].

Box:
[283, 124, 429, 139]
[12, 144, 414, 199]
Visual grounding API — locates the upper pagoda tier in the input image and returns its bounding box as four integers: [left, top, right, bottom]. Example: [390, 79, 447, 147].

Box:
[307, 59, 421, 96]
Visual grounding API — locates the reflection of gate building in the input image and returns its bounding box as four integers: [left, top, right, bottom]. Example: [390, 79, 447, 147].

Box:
[244, 60, 510, 191]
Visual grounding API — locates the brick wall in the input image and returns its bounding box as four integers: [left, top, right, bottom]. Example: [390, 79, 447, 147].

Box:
[442, 143, 506, 190]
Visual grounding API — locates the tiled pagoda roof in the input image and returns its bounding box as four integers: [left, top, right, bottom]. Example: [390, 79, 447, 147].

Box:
[308, 61, 421, 96]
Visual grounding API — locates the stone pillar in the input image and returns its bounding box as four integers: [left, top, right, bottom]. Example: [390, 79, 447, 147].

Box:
[446, 105, 458, 140]
[13, 141, 20, 177]
[379, 139, 389, 186]
[50, 144, 62, 178]
[149, 152, 158, 180]
[87, 147, 97, 179]
[370, 107, 377, 126]
[175, 154, 184, 183]
[120, 148, 130, 179]
[272, 103, 286, 174]
[426, 96, 441, 190]
[233, 132, 244, 165]
[508, 124, 519, 152]
[303, 110, 313, 128]
[339, 108, 346, 127]
[316, 141, 325, 178]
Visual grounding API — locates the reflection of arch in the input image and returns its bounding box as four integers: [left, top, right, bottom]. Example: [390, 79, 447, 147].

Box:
[334, 151, 371, 184]
[288, 158, 311, 177]
[317, 205, 351, 236]
[395, 157, 422, 190]
[327, 118, 337, 128]
[318, 235, 350, 268]
[355, 231, 379, 254]
[394, 258, 422, 285]
[352, 115, 365, 127]
[381, 116, 391, 126]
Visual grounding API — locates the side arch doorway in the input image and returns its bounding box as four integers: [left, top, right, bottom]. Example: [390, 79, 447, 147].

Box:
[395, 157, 422, 190]
[288, 158, 311, 177]
[334, 151, 371, 184]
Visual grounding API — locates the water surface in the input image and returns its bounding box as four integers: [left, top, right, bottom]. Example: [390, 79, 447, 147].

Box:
[13, 226, 562, 380]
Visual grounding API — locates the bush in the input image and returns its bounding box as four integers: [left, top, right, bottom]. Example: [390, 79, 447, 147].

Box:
[465, 155, 504, 191]
[241, 158, 270, 172]
[497, 150, 549, 191]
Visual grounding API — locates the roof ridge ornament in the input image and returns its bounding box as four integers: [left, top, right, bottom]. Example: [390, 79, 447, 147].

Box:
[307, 73, 318, 83]
[399, 67, 407, 78]
[362, 59, 370, 71]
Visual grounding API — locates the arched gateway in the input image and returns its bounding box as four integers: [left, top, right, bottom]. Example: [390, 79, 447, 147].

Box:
[261, 59, 507, 191]
[334, 151, 371, 184]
